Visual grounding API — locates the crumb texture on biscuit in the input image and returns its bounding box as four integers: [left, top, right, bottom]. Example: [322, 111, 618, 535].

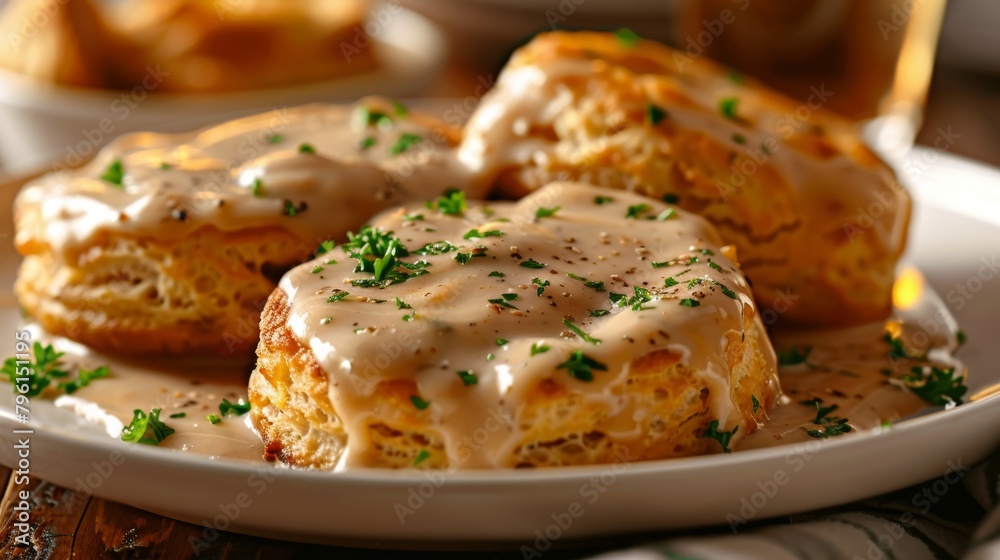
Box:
[249, 183, 780, 469]
[459, 31, 910, 327]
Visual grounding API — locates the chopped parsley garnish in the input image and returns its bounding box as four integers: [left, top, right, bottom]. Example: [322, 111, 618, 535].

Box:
[679, 298, 700, 307]
[455, 252, 473, 265]
[903, 366, 967, 406]
[719, 97, 739, 120]
[344, 226, 428, 287]
[121, 408, 175, 445]
[247, 178, 263, 196]
[806, 422, 852, 438]
[487, 353, 494, 361]
[713, 280, 738, 299]
[463, 228, 504, 239]
[389, 133, 423, 155]
[732, 133, 746, 145]
[489, 271, 505, 278]
[496, 338, 509, 346]
[410, 395, 430, 410]
[298, 143, 316, 154]
[283, 200, 307, 216]
[392, 100, 409, 116]
[402, 313, 415, 321]
[884, 333, 923, 360]
[207, 414, 222, 425]
[219, 398, 251, 416]
[320, 317, 333, 325]
[653, 208, 676, 221]
[614, 27, 641, 48]
[609, 286, 655, 311]
[266, 133, 283, 144]
[100, 159, 125, 187]
[59, 366, 109, 395]
[535, 206, 561, 219]
[625, 203, 650, 219]
[752, 395, 760, 413]
[488, 293, 519, 309]
[557, 350, 607, 382]
[310, 265, 324, 274]
[327, 291, 349, 303]
[700, 420, 737, 453]
[589, 309, 611, 317]
[664, 277, 679, 287]
[532, 278, 550, 296]
[662, 194, 680, 204]
[426, 188, 467, 216]
[645, 103, 667, 126]
[520, 258, 546, 269]
[956, 330, 967, 347]
[708, 260, 724, 272]
[699, 249, 715, 256]
[354, 106, 393, 129]
[359, 136, 377, 150]
[169, 412, 186, 419]
[413, 450, 430, 466]
[457, 370, 478, 386]
[594, 195, 614, 205]
[801, 398, 839, 424]
[395, 297, 412, 309]
[562, 319, 601, 345]
[416, 241, 457, 255]
[2, 343, 110, 397]
[531, 342, 550, 355]
[316, 240, 336, 256]
[160, 162, 171, 170]
[403, 212, 424, 221]
[778, 346, 812, 366]
[567, 272, 605, 292]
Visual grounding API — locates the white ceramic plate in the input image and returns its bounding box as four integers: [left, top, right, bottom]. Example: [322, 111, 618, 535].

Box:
[0, 147, 998, 547]
[0, 6, 445, 175]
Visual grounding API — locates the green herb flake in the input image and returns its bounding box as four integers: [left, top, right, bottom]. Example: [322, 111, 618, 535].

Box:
[207, 414, 222, 425]
[3, 343, 68, 397]
[653, 208, 676, 221]
[645, 103, 667, 126]
[100, 159, 125, 187]
[530, 342, 550, 356]
[395, 297, 412, 310]
[489, 271, 505, 278]
[392, 100, 409, 116]
[732, 133, 746, 145]
[457, 370, 478, 386]
[567, 272, 605, 292]
[412, 449, 430, 466]
[120, 408, 175, 445]
[535, 206, 561, 219]
[464, 228, 504, 240]
[496, 338, 509, 346]
[956, 330, 967, 347]
[219, 398, 251, 416]
[594, 195, 614, 205]
[316, 240, 336, 256]
[562, 319, 601, 345]
[664, 277, 679, 287]
[708, 260, 724, 272]
[160, 162, 172, 170]
[719, 97, 739, 120]
[58, 366, 110, 395]
[310, 265, 324, 274]
[557, 350, 607, 382]
[389, 133, 423, 155]
[903, 366, 967, 406]
[662, 193, 680, 204]
[625, 203, 650, 219]
[298, 143, 317, 154]
[266, 134, 283, 144]
[751, 394, 760, 414]
[679, 298, 700, 308]
[700, 420, 737, 453]
[169, 412, 186, 419]
[778, 346, 812, 366]
[520, 258, 546, 269]
[410, 395, 431, 410]
[426, 188, 467, 216]
[589, 309, 611, 317]
[327, 291, 350, 303]
[359, 136, 377, 151]
[532, 277, 551, 296]
[615, 27, 641, 48]
[283, 200, 307, 216]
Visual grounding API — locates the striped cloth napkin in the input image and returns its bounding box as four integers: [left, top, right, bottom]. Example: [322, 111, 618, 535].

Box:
[586, 449, 1000, 560]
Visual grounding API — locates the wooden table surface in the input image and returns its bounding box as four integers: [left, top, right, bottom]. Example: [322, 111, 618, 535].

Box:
[2, 46, 1000, 560]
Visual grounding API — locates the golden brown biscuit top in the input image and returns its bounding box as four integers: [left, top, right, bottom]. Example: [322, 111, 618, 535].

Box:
[14, 98, 477, 258]
[278, 182, 778, 468]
